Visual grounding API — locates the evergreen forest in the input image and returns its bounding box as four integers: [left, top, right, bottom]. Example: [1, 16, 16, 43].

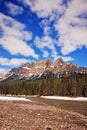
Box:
[0, 73, 87, 97]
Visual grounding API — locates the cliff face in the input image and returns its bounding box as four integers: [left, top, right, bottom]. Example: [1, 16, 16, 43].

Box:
[1, 58, 87, 81]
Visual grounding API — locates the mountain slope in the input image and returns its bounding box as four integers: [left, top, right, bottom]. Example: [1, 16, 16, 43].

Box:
[1, 58, 87, 81]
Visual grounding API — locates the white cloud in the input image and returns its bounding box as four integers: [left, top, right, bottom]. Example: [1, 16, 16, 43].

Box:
[43, 51, 49, 58]
[21, 0, 64, 18]
[21, 0, 87, 56]
[40, 19, 50, 27]
[0, 68, 7, 76]
[0, 36, 37, 57]
[55, 56, 74, 62]
[23, 31, 32, 41]
[40, 19, 51, 36]
[43, 26, 51, 36]
[34, 36, 58, 59]
[0, 57, 29, 67]
[55, 0, 87, 55]
[0, 13, 38, 59]
[6, 2, 23, 16]
[1, 0, 87, 62]
[0, 13, 32, 40]
[60, 56, 74, 62]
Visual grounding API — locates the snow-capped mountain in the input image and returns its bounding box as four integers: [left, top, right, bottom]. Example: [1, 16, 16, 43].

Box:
[0, 58, 87, 81]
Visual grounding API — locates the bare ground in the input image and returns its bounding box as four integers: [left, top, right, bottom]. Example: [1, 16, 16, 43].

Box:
[0, 100, 87, 130]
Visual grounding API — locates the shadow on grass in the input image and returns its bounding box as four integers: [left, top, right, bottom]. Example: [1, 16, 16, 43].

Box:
[28, 96, 87, 116]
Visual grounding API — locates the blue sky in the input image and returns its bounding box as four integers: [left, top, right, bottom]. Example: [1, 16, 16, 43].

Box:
[0, 0, 87, 75]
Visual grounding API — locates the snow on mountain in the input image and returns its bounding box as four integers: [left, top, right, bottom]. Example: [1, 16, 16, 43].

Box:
[22, 67, 31, 70]
[0, 58, 87, 81]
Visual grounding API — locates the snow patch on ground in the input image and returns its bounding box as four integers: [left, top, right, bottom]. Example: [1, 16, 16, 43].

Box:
[41, 96, 87, 101]
[0, 96, 31, 101]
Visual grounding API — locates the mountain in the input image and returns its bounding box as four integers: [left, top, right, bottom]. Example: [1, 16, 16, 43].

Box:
[0, 58, 87, 81]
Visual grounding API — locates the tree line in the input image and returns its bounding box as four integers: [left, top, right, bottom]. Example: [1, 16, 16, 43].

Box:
[0, 73, 87, 97]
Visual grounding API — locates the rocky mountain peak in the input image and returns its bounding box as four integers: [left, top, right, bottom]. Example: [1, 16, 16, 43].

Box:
[22, 62, 32, 68]
[1, 58, 87, 81]
[35, 59, 52, 66]
[55, 57, 65, 65]
[10, 68, 18, 73]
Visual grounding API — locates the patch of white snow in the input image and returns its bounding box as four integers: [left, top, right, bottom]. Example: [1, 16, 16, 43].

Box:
[41, 96, 87, 101]
[23, 67, 31, 70]
[0, 96, 31, 101]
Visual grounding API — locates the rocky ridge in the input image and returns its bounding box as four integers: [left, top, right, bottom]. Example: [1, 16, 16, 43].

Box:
[0, 58, 87, 81]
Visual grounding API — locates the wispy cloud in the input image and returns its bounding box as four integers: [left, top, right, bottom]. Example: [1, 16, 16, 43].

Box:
[5, 2, 23, 16]
[43, 26, 51, 36]
[0, 57, 29, 67]
[43, 50, 49, 58]
[21, 0, 65, 18]
[0, 13, 38, 59]
[0, 68, 7, 76]
[59, 56, 74, 62]
[34, 36, 58, 59]
[55, 0, 87, 55]
[0, 0, 87, 69]
[40, 19, 52, 36]
[20, 0, 87, 56]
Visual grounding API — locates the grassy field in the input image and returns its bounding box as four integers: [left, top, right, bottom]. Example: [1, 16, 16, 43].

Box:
[28, 96, 87, 116]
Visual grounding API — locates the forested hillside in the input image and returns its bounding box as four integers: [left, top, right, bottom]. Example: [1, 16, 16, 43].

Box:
[0, 73, 87, 97]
